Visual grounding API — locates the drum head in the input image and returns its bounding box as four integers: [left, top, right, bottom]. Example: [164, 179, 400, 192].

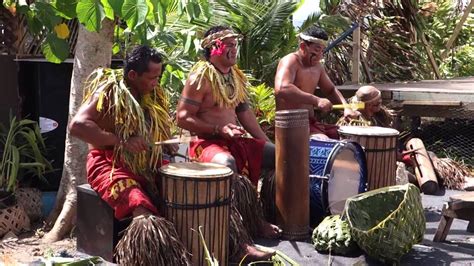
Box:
[159, 162, 233, 178]
[324, 142, 367, 214]
[338, 126, 399, 136]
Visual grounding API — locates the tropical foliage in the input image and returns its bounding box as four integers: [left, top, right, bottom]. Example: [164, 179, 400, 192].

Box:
[314, 0, 474, 84]
[0, 116, 51, 192]
[3, 0, 474, 123]
[152, 0, 300, 105]
[2, 0, 209, 63]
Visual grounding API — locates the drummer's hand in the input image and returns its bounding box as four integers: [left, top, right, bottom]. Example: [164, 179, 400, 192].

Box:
[315, 98, 332, 113]
[344, 108, 359, 121]
[121, 136, 148, 153]
[219, 123, 246, 139]
[164, 143, 179, 154]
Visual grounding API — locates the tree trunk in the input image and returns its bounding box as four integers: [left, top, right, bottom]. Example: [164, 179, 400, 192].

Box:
[43, 19, 114, 243]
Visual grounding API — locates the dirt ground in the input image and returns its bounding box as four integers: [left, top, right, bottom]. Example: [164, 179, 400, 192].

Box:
[0, 222, 78, 265]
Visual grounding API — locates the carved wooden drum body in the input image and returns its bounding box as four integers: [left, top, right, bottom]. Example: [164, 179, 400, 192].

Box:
[159, 162, 232, 266]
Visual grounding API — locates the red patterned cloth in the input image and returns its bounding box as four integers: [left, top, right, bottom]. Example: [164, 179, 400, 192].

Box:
[309, 117, 339, 139]
[86, 149, 159, 220]
[188, 137, 265, 185]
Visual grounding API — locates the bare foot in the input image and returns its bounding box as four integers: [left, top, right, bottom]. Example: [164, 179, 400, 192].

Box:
[258, 220, 282, 239]
[238, 244, 275, 263]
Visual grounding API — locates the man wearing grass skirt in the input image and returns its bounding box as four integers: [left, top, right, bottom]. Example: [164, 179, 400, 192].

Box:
[274, 25, 356, 140]
[176, 25, 281, 263]
[69, 45, 190, 265]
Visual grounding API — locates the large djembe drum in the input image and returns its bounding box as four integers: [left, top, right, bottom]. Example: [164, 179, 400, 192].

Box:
[338, 126, 399, 190]
[159, 162, 232, 266]
[275, 109, 310, 240]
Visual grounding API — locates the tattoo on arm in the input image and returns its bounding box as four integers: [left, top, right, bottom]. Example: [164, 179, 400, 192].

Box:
[180, 96, 201, 107]
[235, 102, 250, 113]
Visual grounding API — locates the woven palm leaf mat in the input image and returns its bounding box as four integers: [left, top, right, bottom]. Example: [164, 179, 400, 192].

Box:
[254, 189, 474, 265]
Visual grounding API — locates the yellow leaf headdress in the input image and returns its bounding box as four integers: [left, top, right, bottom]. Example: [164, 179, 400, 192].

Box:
[82, 68, 171, 180]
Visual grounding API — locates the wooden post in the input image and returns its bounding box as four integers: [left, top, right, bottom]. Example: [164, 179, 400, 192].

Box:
[441, 0, 474, 59]
[421, 33, 441, 79]
[351, 26, 361, 84]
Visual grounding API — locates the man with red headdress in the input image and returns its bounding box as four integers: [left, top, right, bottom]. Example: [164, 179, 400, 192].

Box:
[176, 25, 280, 263]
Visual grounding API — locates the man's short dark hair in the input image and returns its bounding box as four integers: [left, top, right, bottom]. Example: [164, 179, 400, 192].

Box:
[124, 45, 163, 76]
[301, 25, 329, 45]
[202, 25, 232, 60]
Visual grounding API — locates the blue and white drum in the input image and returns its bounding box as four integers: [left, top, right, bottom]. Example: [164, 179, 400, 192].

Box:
[309, 137, 368, 227]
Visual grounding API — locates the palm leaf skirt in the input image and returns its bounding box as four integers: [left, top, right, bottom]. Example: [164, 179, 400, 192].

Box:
[345, 184, 425, 263]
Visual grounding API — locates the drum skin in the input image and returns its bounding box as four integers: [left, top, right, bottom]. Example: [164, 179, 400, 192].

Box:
[406, 138, 438, 194]
[339, 126, 399, 190]
[309, 138, 367, 227]
[275, 109, 310, 240]
[159, 162, 232, 266]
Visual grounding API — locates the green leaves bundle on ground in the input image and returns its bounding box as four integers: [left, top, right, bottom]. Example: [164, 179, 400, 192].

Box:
[312, 214, 358, 255]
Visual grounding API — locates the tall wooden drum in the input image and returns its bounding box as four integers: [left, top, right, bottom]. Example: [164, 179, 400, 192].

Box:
[275, 109, 310, 240]
[338, 126, 399, 190]
[159, 162, 232, 266]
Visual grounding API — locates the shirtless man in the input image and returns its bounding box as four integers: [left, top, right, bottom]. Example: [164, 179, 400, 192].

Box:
[69, 46, 189, 265]
[274, 25, 355, 139]
[176, 25, 280, 262]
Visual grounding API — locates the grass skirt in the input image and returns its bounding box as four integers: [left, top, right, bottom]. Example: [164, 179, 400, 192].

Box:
[115, 215, 190, 265]
[232, 175, 264, 238]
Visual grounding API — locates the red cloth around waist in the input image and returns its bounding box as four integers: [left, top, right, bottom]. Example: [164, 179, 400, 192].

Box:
[86, 149, 158, 219]
[309, 117, 339, 139]
[188, 137, 265, 185]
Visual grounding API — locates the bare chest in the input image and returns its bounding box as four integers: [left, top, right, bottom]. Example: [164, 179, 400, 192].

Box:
[294, 67, 321, 93]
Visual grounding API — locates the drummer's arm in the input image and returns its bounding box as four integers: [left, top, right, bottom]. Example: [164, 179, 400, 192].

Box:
[274, 57, 320, 106]
[318, 68, 355, 118]
[69, 95, 120, 147]
[236, 102, 270, 142]
[176, 74, 216, 135]
[319, 68, 346, 105]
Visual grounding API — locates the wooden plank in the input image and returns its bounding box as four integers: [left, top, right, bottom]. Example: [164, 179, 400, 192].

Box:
[434, 203, 454, 242]
[337, 77, 474, 93]
[391, 91, 474, 102]
[433, 215, 454, 242]
[335, 78, 474, 118]
[441, 0, 474, 59]
[351, 26, 361, 84]
[400, 101, 462, 106]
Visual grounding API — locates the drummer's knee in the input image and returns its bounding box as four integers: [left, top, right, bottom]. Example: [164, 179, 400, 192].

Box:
[211, 153, 237, 174]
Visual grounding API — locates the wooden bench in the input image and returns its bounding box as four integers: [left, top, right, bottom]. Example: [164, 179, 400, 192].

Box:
[76, 184, 131, 262]
[433, 192, 474, 242]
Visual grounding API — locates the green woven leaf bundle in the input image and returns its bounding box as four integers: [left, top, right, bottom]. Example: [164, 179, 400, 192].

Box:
[345, 184, 425, 263]
[312, 215, 358, 255]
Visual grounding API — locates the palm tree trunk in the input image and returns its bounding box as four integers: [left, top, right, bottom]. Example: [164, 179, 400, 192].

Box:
[43, 18, 114, 243]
